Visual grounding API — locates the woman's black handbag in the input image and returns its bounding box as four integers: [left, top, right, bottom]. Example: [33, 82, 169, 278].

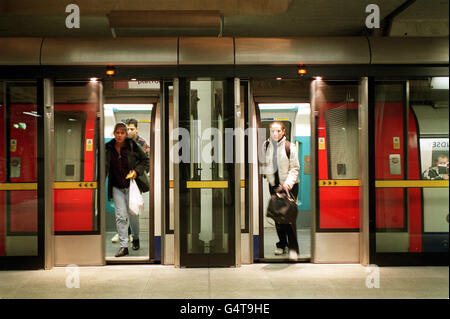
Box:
[266, 189, 298, 224]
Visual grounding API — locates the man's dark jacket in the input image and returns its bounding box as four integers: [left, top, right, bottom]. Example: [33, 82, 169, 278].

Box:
[105, 138, 149, 201]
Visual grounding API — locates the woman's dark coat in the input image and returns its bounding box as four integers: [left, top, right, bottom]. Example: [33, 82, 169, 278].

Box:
[105, 138, 149, 201]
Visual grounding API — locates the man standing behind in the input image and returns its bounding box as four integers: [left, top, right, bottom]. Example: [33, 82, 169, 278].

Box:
[126, 118, 150, 159]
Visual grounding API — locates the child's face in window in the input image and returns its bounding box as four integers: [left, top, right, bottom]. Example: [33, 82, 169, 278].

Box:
[437, 156, 449, 165]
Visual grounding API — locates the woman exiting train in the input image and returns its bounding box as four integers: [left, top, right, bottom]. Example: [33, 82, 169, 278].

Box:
[106, 122, 149, 257]
[263, 121, 300, 260]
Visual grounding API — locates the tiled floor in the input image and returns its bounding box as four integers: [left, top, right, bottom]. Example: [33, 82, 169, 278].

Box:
[0, 264, 448, 299]
[105, 231, 150, 258]
[263, 227, 311, 259]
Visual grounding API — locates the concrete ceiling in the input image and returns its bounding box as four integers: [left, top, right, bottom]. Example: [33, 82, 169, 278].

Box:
[0, 0, 448, 37]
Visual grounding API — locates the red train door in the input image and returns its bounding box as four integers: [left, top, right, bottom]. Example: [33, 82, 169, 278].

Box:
[52, 81, 102, 266]
[312, 80, 361, 263]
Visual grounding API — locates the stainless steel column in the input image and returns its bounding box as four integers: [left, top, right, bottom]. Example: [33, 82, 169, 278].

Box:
[359, 77, 370, 266]
[98, 81, 106, 265]
[310, 80, 317, 263]
[234, 77, 241, 267]
[172, 78, 180, 267]
[43, 79, 54, 270]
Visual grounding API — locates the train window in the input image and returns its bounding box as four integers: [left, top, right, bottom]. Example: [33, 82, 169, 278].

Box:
[374, 83, 405, 243]
[375, 79, 449, 254]
[0, 82, 39, 256]
[54, 112, 86, 182]
[53, 82, 101, 233]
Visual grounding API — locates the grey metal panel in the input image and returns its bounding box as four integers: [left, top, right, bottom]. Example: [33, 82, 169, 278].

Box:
[54, 235, 103, 266]
[41, 38, 178, 65]
[423, 188, 449, 233]
[314, 232, 359, 263]
[370, 37, 449, 64]
[412, 104, 449, 136]
[235, 37, 370, 65]
[0, 37, 42, 65]
[5, 236, 37, 256]
[179, 37, 234, 65]
[375, 233, 409, 252]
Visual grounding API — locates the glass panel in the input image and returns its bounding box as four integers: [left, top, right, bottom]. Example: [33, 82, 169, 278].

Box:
[411, 79, 449, 253]
[54, 82, 100, 233]
[188, 80, 228, 254]
[315, 81, 360, 230]
[0, 82, 38, 256]
[103, 79, 156, 259]
[179, 79, 235, 266]
[375, 79, 449, 254]
[374, 83, 407, 252]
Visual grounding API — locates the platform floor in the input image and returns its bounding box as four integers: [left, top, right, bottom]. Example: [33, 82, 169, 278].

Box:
[0, 264, 447, 299]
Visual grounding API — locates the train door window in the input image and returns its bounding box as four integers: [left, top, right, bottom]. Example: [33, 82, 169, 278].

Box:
[314, 81, 360, 224]
[104, 79, 158, 262]
[258, 102, 311, 260]
[53, 82, 101, 235]
[0, 81, 41, 265]
[374, 79, 449, 259]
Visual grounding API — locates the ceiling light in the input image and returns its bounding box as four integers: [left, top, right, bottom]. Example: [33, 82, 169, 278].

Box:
[431, 77, 449, 89]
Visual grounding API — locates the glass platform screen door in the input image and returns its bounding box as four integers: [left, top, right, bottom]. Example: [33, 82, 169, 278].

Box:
[177, 79, 236, 267]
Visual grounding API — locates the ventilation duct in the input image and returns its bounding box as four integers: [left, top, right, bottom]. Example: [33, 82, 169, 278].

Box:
[108, 11, 222, 37]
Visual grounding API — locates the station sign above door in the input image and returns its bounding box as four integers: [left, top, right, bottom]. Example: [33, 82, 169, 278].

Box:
[113, 81, 160, 89]
[128, 81, 160, 89]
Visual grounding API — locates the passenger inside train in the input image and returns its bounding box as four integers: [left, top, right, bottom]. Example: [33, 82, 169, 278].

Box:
[423, 155, 449, 180]
[262, 121, 300, 260]
[110, 119, 151, 245]
[258, 100, 311, 261]
[105, 122, 149, 257]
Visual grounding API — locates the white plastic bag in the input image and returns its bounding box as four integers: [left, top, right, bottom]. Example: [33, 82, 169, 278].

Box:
[129, 179, 144, 216]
